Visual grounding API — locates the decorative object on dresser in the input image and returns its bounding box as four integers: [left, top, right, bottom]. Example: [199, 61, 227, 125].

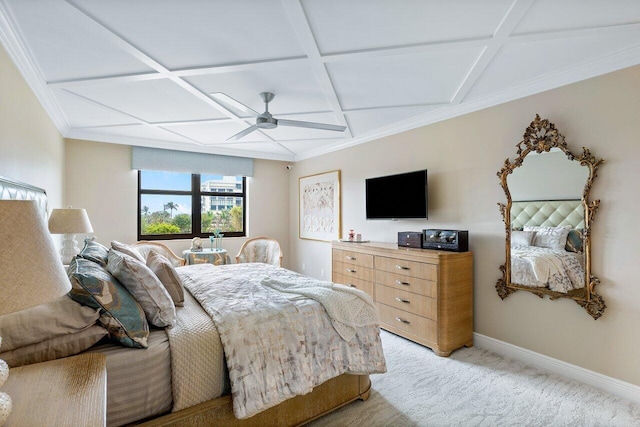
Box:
[332, 241, 473, 356]
[48, 207, 94, 264]
[397, 231, 423, 248]
[496, 114, 605, 319]
[422, 229, 469, 252]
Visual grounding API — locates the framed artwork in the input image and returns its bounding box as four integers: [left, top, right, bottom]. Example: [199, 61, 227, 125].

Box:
[299, 170, 341, 241]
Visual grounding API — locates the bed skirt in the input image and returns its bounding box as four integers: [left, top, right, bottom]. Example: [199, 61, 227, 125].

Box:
[134, 373, 370, 426]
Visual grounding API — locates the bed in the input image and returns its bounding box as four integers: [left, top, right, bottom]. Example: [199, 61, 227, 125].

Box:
[0, 175, 386, 426]
[509, 200, 586, 293]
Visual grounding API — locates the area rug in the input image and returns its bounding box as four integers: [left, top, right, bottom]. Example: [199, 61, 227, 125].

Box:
[309, 331, 640, 426]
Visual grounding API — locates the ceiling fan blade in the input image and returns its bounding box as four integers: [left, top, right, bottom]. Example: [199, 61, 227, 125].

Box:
[210, 92, 260, 117]
[227, 125, 258, 141]
[277, 119, 346, 132]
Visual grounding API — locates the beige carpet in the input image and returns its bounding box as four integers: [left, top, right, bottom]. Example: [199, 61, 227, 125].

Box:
[309, 331, 640, 426]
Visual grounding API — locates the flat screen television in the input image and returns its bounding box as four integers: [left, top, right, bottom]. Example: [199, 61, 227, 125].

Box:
[365, 169, 428, 220]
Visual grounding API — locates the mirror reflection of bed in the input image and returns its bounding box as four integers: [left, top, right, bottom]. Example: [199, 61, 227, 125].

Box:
[507, 148, 589, 297]
[509, 200, 585, 296]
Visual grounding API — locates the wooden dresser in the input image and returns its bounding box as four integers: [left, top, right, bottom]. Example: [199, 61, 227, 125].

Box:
[332, 241, 473, 357]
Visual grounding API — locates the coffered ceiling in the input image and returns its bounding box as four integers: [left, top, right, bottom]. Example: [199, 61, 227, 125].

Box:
[1, 0, 639, 161]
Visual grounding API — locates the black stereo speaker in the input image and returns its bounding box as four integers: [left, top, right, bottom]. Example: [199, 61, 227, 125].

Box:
[422, 229, 469, 252]
[397, 231, 423, 248]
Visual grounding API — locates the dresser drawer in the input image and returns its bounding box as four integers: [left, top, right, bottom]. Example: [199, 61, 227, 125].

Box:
[332, 261, 373, 282]
[375, 284, 436, 320]
[374, 270, 436, 298]
[377, 303, 436, 342]
[375, 256, 437, 281]
[332, 249, 374, 268]
[333, 273, 374, 297]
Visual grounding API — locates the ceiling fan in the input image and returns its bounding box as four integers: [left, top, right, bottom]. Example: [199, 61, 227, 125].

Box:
[210, 92, 347, 141]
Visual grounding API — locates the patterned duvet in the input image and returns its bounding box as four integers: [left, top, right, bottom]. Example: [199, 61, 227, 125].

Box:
[511, 245, 585, 293]
[179, 262, 387, 419]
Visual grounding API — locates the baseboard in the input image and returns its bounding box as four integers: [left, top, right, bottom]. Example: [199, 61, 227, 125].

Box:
[473, 333, 640, 403]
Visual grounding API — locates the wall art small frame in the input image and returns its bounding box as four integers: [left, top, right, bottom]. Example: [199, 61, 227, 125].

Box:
[299, 170, 341, 241]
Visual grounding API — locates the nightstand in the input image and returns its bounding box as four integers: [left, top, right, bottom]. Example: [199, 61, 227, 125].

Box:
[2, 353, 107, 426]
[183, 248, 228, 265]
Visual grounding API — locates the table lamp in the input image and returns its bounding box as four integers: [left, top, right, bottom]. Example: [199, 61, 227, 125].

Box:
[0, 200, 71, 315]
[48, 207, 94, 265]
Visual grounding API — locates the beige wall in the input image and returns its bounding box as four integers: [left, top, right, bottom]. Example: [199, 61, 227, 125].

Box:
[289, 65, 640, 386]
[64, 139, 291, 267]
[0, 43, 64, 208]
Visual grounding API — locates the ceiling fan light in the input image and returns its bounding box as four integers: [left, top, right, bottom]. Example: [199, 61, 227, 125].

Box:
[257, 116, 277, 129]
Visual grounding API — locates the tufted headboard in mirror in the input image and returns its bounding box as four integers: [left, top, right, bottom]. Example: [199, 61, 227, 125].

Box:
[511, 200, 584, 230]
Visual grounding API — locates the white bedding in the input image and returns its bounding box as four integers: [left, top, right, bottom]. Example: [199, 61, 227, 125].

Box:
[511, 245, 585, 293]
[180, 262, 387, 419]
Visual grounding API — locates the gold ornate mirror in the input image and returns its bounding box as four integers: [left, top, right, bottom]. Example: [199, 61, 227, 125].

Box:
[496, 115, 605, 319]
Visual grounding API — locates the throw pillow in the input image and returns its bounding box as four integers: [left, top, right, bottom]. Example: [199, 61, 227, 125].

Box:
[523, 225, 571, 251]
[78, 238, 110, 266]
[111, 240, 145, 263]
[67, 257, 149, 348]
[0, 325, 107, 368]
[146, 251, 185, 307]
[107, 249, 176, 327]
[511, 230, 536, 247]
[0, 295, 100, 352]
[565, 229, 584, 253]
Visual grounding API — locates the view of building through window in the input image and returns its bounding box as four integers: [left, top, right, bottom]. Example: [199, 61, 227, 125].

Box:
[138, 171, 245, 239]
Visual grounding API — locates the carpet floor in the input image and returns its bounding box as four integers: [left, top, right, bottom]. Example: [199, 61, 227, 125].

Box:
[308, 331, 640, 426]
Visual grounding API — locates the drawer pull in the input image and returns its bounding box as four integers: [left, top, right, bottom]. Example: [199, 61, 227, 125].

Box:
[346, 268, 356, 273]
[396, 280, 410, 286]
[395, 317, 410, 324]
[346, 256, 356, 260]
[395, 297, 410, 304]
[395, 265, 410, 270]
[347, 284, 357, 288]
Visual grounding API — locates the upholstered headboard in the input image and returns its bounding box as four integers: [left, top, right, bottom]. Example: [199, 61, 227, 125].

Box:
[511, 200, 584, 230]
[0, 175, 48, 217]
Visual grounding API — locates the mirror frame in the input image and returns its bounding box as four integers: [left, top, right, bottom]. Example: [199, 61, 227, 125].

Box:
[496, 115, 605, 319]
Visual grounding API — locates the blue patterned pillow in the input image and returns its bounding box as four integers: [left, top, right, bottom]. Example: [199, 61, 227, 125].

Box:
[67, 257, 149, 348]
[78, 238, 110, 266]
[565, 229, 584, 253]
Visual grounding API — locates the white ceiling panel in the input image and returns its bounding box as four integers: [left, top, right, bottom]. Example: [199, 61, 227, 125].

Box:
[1, 0, 639, 161]
[71, 0, 306, 69]
[4, 0, 152, 81]
[514, 0, 640, 34]
[466, 32, 640, 101]
[162, 121, 269, 144]
[346, 106, 443, 137]
[186, 62, 331, 115]
[328, 48, 484, 110]
[85, 124, 195, 144]
[67, 79, 228, 123]
[53, 90, 139, 128]
[303, 0, 513, 54]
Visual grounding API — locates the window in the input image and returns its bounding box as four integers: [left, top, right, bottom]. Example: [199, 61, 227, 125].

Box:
[138, 171, 246, 240]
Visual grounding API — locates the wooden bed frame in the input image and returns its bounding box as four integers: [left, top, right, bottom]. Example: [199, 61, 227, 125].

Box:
[0, 175, 372, 426]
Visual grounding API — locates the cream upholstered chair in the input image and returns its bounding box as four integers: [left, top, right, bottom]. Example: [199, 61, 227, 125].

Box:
[235, 237, 283, 267]
[133, 241, 186, 267]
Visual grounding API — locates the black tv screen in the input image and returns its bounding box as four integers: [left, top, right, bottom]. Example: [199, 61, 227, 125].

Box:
[366, 170, 428, 220]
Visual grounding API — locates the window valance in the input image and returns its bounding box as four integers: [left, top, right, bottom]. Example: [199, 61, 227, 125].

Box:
[131, 147, 254, 177]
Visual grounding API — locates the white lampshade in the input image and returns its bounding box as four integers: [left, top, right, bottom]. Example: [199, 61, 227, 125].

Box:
[48, 208, 93, 265]
[0, 201, 71, 315]
[48, 208, 93, 234]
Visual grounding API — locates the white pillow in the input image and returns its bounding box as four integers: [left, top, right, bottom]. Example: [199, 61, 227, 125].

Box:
[523, 226, 571, 250]
[106, 249, 176, 327]
[511, 230, 536, 247]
